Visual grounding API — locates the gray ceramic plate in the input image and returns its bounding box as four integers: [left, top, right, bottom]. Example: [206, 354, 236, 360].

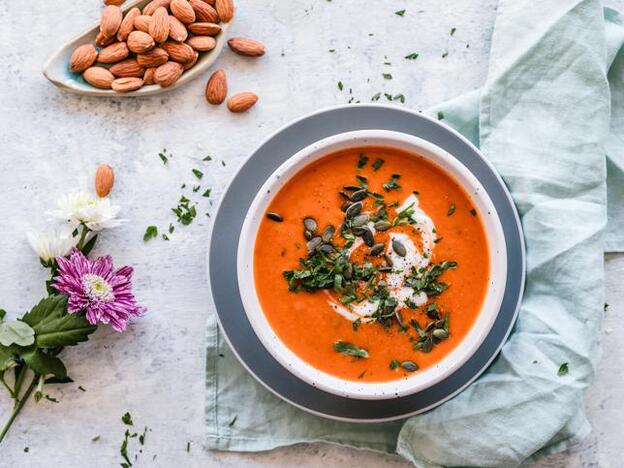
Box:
[207, 104, 526, 422]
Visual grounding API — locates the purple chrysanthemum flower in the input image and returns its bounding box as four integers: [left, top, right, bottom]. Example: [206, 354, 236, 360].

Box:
[53, 249, 145, 332]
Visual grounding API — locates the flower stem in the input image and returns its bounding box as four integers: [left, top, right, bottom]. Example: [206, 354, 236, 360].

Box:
[76, 225, 89, 251]
[0, 374, 38, 444]
[12, 366, 27, 408]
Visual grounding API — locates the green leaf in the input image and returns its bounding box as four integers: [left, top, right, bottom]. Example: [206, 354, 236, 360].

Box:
[81, 234, 98, 256]
[0, 345, 16, 371]
[22, 295, 97, 348]
[0, 320, 35, 346]
[0, 309, 6, 321]
[333, 341, 369, 358]
[558, 362, 569, 376]
[121, 412, 133, 426]
[143, 225, 158, 242]
[21, 348, 67, 378]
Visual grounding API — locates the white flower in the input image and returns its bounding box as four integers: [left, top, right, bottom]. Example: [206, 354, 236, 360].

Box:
[48, 192, 124, 231]
[27, 226, 77, 262]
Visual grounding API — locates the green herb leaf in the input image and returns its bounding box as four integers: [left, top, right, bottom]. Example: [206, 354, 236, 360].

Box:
[404, 53, 419, 60]
[337, 81, 344, 91]
[558, 363, 569, 376]
[450, 27, 456, 36]
[202, 188, 212, 198]
[389, 359, 399, 370]
[122, 412, 133, 426]
[371, 92, 381, 101]
[143, 225, 158, 242]
[202, 155, 212, 162]
[0, 320, 35, 347]
[395, 9, 405, 16]
[158, 149, 168, 164]
[228, 415, 238, 427]
[357, 153, 368, 169]
[437, 111, 445, 120]
[382, 73, 393, 80]
[383, 174, 401, 191]
[192, 169, 203, 179]
[22, 295, 97, 348]
[333, 341, 369, 358]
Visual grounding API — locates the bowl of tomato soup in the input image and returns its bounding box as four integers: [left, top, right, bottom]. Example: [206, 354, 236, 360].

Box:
[237, 130, 507, 399]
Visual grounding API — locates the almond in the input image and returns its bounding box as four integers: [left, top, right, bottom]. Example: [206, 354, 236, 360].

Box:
[205, 68, 226, 104]
[143, 0, 171, 15]
[134, 15, 152, 32]
[154, 61, 184, 87]
[96, 31, 116, 46]
[97, 42, 129, 63]
[143, 67, 157, 85]
[186, 35, 216, 51]
[183, 51, 199, 70]
[227, 37, 265, 57]
[170, 0, 196, 24]
[112, 77, 144, 93]
[215, 0, 234, 22]
[149, 7, 170, 43]
[137, 47, 169, 67]
[95, 164, 115, 197]
[69, 44, 98, 72]
[127, 30, 155, 53]
[227, 92, 258, 113]
[104, 0, 125, 5]
[100, 5, 123, 39]
[188, 22, 221, 35]
[161, 40, 195, 63]
[110, 58, 144, 77]
[83, 67, 114, 89]
[189, 0, 218, 22]
[117, 7, 140, 41]
[168, 15, 189, 42]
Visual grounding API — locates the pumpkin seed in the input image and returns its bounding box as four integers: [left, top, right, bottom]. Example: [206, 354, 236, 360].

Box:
[378, 266, 392, 272]
[421, 338, 433, 353]
[374, 220, 392, 231]
[303, 217, 317, 233]
[361, 227, 374, 246]
[432, 328, 449, 339]
[304, 229, 313, 240]
[351, 214, 369, 227]
[370, 243, 385, 256]
[322, 225, 336, 242]
[343, 263, 353, 280]
[345, 201, 362, 218]
[413, 341, 423, 351]
[319, 243, 335, 255]
[352, 227, 365, 236]
[307, 236, 322, 253]
[340, 202, 350, 212]
[266, 212, 283, 222]
[401, 360, 419, 372]
[350, 189, 368, 202]
[339, 191, 351, 200]
[384, 254, 394, 267]
[343, 184, 361, 191]
[392, 238, 407, 257]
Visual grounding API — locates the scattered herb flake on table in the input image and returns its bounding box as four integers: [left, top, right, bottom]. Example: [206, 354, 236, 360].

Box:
[450, 27, 456, 36]
[143, 225, 158, 242]
[437, 111, 445, 120]
[382, 73, 393, 80]
[405, 52, 419, 60]
[192, 169, 203, 179]
[395, 9, 406, 16]
[337, 81, 344, 91]
[558, 362, 569, 376]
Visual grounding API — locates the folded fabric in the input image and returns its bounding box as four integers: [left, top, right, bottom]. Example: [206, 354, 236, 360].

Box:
[206, 1, 624, 466]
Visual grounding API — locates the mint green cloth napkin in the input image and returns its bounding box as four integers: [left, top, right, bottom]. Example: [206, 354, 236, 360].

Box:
[206, 1, 624, 466]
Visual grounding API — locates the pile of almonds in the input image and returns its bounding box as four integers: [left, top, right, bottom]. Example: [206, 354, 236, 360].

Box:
[69, 0, 264, 112]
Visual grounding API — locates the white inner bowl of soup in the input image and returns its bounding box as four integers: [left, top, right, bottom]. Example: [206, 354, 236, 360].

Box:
[237, 130, 507, 400]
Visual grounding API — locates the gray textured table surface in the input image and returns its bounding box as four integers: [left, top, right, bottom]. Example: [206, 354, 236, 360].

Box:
[1, 0, 622, 466]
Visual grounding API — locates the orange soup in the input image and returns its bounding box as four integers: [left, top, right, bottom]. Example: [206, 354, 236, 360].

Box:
[254, 147, 489, 382]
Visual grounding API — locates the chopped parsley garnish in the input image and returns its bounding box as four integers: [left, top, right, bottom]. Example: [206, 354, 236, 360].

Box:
[393, 93, 406, 103]
[382, 73, 393, 80]
[371, 92, 381, 101]
[395, 9, 406, 16]
[202, 188, 212, 197]
[203, 155, 212, 161]
[172, 196, 197, 225]
[372, 158, 385, 171]
[450, 27, 456, 36]
[383, 174, 401, 191]
[228, 415, 238, 427]
[405, 53, 419, 60]
[192, 168, 203, 179]
[437, 111, 445, 120]
[442, 51, 448, 58]
[558, 363, 569, 376]
[143, 226, 158, 242]
[158, 148, 169, 164]
[333, 341, 369, 358]
[121, 412, 133, 426]
[338, 81, 344, 91]
[389, 359, 400, 370]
